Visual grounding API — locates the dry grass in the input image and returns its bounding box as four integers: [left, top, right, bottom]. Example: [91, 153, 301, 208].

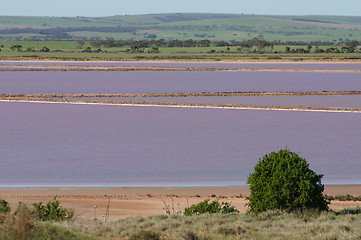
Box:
[1, 202, 361, 239]
[56, 210, 361, 240]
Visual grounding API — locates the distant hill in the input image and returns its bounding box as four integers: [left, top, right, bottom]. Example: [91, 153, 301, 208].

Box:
[0, 13, 360, 42]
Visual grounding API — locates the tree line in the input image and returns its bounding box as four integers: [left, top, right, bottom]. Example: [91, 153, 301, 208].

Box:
[88, 37, 360, 53]
[89, 37, 355, 48]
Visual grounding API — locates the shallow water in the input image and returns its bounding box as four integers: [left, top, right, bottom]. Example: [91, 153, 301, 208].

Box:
[1, 71, 361, 94]
[1, 102, 360, 187]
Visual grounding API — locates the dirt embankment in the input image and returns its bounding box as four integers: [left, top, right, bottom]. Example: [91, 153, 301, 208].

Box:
[1, 64, 361, 73]
[3, 91, 361, 98]
[1, 57, 361, 63]
[2, 91, 361, 113]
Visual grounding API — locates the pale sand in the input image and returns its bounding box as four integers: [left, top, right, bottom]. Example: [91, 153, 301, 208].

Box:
[2, 100, 361, 113]
[0, 186, 360, 221]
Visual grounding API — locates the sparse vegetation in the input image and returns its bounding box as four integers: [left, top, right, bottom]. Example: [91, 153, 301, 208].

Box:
[1, 209, 361, 239]
[0, 195, 360, 239]
[128, 230, 161, 240]
[50, 210, 361, 240]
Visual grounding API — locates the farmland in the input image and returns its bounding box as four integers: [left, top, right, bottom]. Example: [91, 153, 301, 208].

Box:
[1, 40, 361, 61]
[0, 13, 360, 61]
[1, 13, 361, 42]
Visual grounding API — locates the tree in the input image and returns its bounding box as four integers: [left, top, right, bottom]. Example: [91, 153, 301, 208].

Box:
[247, 149, 329, 214]
[40, 47, 50, 52]
[342, 40, 359, 53]
[251, 35, 271, 53]
[77, 40, 86, 49]
[10, 44, 22, 52]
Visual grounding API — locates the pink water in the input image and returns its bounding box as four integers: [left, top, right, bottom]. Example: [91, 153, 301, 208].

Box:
[1, 71, 361, 94]
[1, 102, 360, 187]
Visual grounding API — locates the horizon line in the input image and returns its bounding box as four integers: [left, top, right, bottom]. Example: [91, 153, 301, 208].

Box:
[1, 12, 360, 18]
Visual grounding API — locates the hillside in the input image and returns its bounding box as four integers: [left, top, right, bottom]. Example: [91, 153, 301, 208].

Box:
[0, 13, 360, 41]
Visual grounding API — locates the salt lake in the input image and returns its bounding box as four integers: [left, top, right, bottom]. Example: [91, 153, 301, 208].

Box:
[1, 71, 361, 94]
[1, 62, 360, 187]
[0, 102, 360, 187]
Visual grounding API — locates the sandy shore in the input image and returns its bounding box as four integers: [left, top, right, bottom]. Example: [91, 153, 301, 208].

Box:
[1, 64, 361, 73]
[2, 99, 361, 113]
[0, 186, 360, 221]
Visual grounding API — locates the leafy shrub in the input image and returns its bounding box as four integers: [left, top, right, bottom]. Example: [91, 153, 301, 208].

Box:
[32, 197, 74, 221]
[247, 149, 329, 214]
[0, 199, 11, 214]
[184, 199, 239, 216]
[128, 230, 161, 240]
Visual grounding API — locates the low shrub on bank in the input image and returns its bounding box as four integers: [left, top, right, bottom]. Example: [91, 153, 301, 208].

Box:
[0, 198, 11, 214]
[32, 197, 74, 221]
[326, 194, 361, 202]
[184, 199, 239, 216]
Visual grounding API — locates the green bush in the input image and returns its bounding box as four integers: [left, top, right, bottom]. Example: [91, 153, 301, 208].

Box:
[0, 199, 11, 214]
[247, 149, 329, 214]
[184, 199, 239, 216]
[32, 197, 74, 222]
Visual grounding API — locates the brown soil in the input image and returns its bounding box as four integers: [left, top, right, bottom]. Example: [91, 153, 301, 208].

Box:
[0, 186, 360, 221]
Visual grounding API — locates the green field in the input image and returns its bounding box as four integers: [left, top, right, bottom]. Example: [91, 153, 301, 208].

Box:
[1, 13, 360, 61]
[1, 13, 361, 42]
[1, 40, 360, 61]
